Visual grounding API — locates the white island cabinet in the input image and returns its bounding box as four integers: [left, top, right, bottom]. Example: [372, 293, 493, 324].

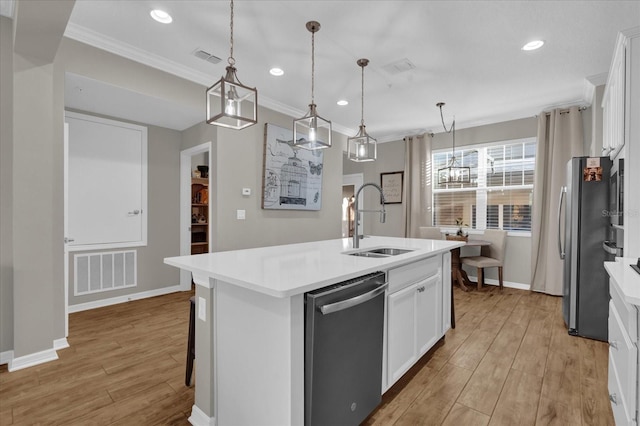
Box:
[164, 236, 462, 426]
[387, 255, 443, 389]
[605, 258, 640, 426]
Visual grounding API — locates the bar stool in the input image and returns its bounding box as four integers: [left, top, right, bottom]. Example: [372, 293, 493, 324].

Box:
[185, 296, 195, 386]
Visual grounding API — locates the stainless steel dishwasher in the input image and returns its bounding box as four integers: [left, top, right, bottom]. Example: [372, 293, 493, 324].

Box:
[304, 271, 387, 426]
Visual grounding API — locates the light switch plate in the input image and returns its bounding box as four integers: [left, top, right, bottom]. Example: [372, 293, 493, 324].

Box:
[198, 297, 206, 321]
[237, 209, 246, 220]
[242, 188, 251, 196]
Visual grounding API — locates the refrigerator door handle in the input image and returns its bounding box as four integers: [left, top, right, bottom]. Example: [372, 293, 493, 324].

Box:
[558, 186, 566, 259]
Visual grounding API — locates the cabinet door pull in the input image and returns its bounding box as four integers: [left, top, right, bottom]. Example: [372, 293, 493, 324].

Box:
[128, 209, 140, 216]
[609, 393, 618, 405]
[417, 286, 425, 293]
[609, 340, 618, 350]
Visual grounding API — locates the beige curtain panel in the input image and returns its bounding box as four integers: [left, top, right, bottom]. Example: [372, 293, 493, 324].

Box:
[403, 133, 433, 238]
[530, 107, 584, 295]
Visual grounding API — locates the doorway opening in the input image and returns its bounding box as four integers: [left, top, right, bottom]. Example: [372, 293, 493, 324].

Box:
[180, 142, 212, 291]
[342, 174, 364, 239]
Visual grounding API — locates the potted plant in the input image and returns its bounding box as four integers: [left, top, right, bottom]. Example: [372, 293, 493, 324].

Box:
[446, 218, 468, 241]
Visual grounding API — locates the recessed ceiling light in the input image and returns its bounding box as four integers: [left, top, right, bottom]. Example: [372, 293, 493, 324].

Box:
[150, 9, 172, 24]
[269, 68, 284, 76]
[522, 40, 544, 51]
[337, 100, 349, 106]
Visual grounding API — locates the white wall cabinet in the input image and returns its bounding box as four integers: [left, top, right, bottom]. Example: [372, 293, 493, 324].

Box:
[386, 257, 442, 388]
[602, 27, 640, 259]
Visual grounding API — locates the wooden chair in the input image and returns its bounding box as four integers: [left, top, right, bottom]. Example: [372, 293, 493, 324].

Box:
[461, 229, 507, 290]
[418, 226, 443, 240]
[185, 296, 196, 386]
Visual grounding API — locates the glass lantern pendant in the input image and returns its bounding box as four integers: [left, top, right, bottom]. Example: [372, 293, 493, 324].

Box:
[436, 102, 470, 185]
[348, 58, 377, 162]
[293, 21, 332, 150]
[206, 0, 257, 129]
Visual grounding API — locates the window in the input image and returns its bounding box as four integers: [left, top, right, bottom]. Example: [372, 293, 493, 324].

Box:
[432, 138, 535, 233]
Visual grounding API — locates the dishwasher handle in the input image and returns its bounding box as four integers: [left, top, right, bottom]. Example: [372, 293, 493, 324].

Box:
[319, 283, 387, 315]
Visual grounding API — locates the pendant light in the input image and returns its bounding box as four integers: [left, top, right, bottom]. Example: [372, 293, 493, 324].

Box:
[293, 21, 332, 150]
[347, 58, 377, 162]
[437, 102, 470, 185]
[206, 0, 257, 129]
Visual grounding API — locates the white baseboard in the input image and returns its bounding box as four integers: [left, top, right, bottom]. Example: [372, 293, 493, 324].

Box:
[54, 338, 70, 350]
[2, 338, 69, 368]
[8, 347, 58, 372]
[0, 350, 14, 365]
[466, 276, 530, 291]
[68, 285, 182, 313]
[188, 404, 216, 426]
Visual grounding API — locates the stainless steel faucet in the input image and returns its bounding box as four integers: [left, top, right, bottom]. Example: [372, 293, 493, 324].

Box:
[352, 183, 386, 249]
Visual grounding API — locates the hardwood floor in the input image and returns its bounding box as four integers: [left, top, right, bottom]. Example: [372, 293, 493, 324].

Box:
[365, 286, 615, 426]
[0, 291, 195, 425]
[1, 286, 614, 425]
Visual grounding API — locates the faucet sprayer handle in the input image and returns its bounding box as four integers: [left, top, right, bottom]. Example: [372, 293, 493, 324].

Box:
[380, 211, 386, 223]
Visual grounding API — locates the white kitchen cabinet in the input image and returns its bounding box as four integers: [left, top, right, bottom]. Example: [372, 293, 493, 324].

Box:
[386, 257, 442, 387]
[606, 259, 640, 426]
[416, 274, 442, 356]
[602, 27, 640, 259]
[388, 283, 418, 383]
[602, 35, 626, 159]
[608, 287, 637, 425]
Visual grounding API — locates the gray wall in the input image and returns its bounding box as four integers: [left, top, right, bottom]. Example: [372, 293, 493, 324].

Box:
[1, 16, 14, 354]
[343, 140, 406, 238]
[343, 117, 543, 286]
[182, 106, 344, 252]
[54, 41, 203, 307]
[67, 118, 182, 307]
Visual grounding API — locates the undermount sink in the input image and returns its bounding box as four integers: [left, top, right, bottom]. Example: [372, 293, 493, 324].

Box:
[348, 251, 389, 258]
[367, 248, 414, 256]
[346, 247, 415, 258]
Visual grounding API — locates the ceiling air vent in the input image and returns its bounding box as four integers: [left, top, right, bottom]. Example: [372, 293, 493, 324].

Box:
[193, 49, 222, 65]
[381, 58, 416, 75]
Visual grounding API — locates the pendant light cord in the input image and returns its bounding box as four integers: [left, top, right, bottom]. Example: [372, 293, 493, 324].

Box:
[438, 104, 456, 162]
[360, 64, 365, 126]
[311, 29, 315, 104]
[228, 0, 235, 66]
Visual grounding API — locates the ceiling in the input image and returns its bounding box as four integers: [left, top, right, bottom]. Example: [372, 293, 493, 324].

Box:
[6, 1, 640, 140]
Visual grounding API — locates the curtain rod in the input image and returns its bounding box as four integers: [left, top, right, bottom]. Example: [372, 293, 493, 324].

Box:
[540, 105, 588, 117]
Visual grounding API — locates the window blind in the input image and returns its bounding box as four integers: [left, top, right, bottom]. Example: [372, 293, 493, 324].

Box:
[432, 138, 536, 232]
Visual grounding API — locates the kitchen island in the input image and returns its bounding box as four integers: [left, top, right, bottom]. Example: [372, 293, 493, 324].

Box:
[164, 236, 463, 426]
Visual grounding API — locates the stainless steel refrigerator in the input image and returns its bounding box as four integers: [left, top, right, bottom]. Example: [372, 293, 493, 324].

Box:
[559, 156, 611, 342]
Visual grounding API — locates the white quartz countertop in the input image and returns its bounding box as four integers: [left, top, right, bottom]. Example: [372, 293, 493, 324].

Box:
[164, 236, 463, 298]
[605, 257, 640, 305]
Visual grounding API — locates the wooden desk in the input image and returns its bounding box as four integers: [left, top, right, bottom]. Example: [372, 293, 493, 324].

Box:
[450, 239, 490, 291]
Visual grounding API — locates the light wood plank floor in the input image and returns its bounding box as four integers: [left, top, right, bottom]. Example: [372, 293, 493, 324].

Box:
[1, 286, 614, 425]
[365, 286, 615, 426]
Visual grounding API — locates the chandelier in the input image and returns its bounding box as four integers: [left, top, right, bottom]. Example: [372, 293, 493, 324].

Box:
[206, 0, 257, 129]
[293, 21, 332, 150]
[347, 59, 377, 162]
[436, 102, 470, 185]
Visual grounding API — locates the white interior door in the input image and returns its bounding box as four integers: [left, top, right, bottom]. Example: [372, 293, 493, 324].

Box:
[65, 112, 147, 249]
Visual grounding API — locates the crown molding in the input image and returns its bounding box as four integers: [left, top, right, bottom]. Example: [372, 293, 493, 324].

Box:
[64, 23, 355, 137]
[65, 22, 213, 86]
